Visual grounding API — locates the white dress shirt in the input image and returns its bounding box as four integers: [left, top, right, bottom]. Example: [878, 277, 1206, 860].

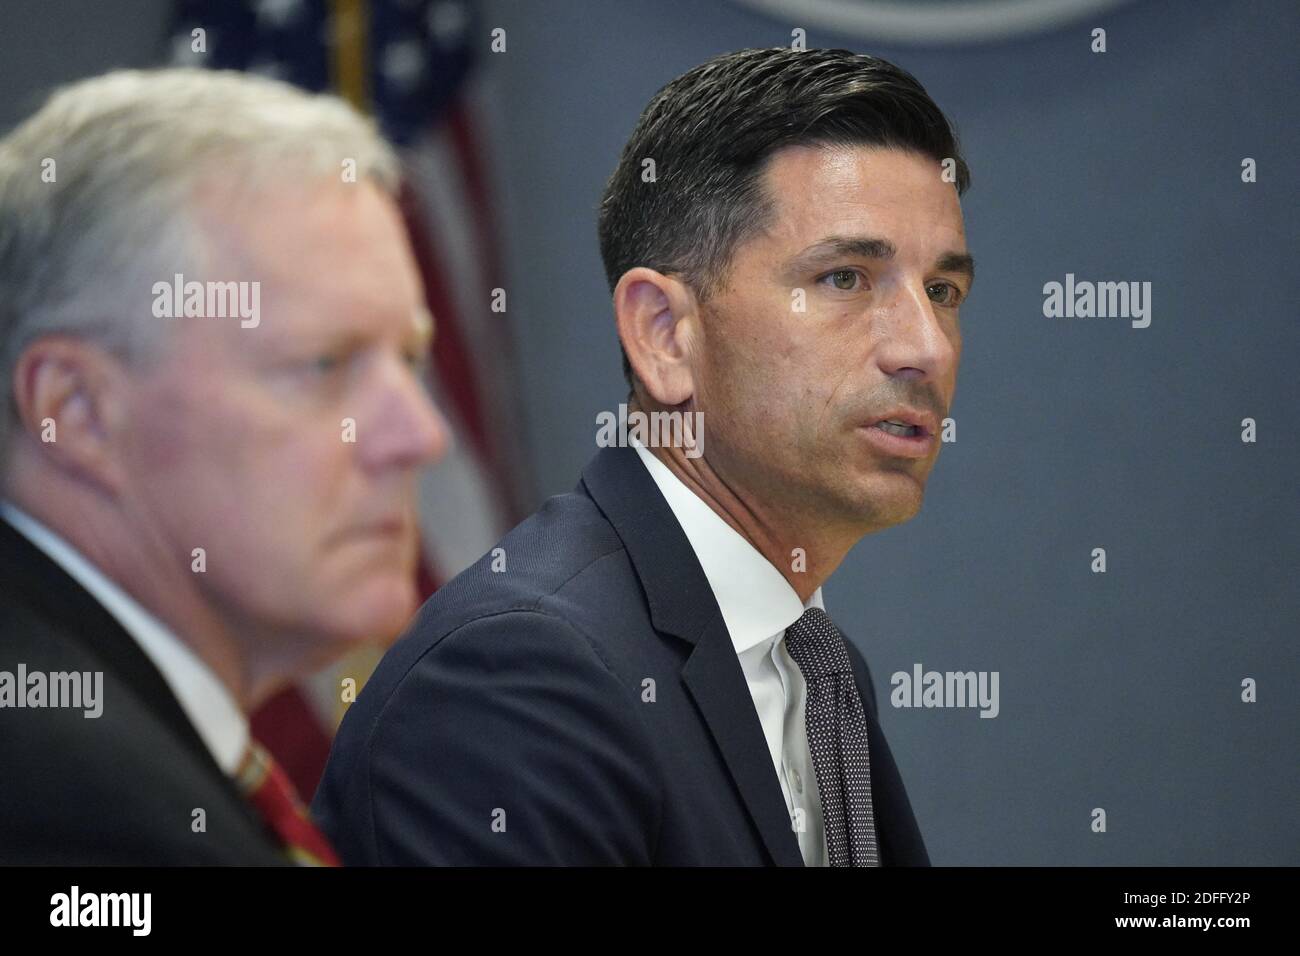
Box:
[1, 502, 248, 775]
[631, 442, 829, 866]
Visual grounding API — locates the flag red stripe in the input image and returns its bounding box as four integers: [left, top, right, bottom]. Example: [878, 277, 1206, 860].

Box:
[398, 178, 494, 465]
[449, 100, 505, 291]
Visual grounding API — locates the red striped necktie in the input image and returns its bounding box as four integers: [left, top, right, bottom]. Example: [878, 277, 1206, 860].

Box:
[236, 740, 341, 867]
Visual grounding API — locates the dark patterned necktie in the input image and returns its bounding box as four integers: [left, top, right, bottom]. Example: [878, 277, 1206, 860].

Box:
[784, 607, 880, 867]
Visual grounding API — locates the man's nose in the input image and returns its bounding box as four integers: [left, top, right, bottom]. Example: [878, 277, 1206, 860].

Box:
[359, 357, 451, 472]
[872, 282, 959, 383]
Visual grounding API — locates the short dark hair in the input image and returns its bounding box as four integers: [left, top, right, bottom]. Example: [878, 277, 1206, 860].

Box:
[597, 47, 971, 388]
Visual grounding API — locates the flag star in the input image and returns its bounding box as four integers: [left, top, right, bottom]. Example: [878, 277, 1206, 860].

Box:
[427, 0, 468, 45]
[381, 39, 425, 91]
[255, 0, 303, 30]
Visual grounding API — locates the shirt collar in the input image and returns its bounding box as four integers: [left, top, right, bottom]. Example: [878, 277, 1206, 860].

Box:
[631, 441, 824, 654]
[0, 501, 248, 774]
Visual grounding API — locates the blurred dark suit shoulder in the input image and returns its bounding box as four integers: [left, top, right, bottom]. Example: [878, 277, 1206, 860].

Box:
[0, 519, 286, 865]
[314, 445, 929, 866]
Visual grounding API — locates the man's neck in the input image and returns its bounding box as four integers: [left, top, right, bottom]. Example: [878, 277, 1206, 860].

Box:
[4, 485, 267, 709]
[630, 397, 855, 603]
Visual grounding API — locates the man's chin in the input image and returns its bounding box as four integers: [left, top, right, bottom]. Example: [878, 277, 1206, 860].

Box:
[842, 476, 926, 529]
[320, 575, 421, 647]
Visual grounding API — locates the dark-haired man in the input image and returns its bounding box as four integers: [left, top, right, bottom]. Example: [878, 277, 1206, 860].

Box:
[316, 48, 974, 866]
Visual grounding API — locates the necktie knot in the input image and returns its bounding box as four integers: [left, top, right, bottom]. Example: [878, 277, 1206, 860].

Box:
[784, 607, 854, 679]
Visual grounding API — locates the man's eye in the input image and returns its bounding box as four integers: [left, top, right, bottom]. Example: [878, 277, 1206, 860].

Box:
[310, 354, 345, 374]
[819, 269, 863, 292]
[927, 282, 964, 307]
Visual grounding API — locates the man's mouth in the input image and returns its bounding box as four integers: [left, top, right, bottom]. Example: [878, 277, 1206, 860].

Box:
[859, 408, 939, 458]
[872, 419, 923, 438]
[334, 516, 410, 543]
[863, 407, 939, 437]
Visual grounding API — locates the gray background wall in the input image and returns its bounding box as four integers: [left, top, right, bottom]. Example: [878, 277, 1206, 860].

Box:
[2, 0, 1295, 864]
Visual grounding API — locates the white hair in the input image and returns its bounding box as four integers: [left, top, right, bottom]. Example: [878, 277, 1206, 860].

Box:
[0, 67, 402, 462]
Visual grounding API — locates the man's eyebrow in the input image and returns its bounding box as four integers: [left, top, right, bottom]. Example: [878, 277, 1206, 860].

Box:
[786, 235, 976, 286]
[787, 236, 897, 270]
[936, 250, 976, 286]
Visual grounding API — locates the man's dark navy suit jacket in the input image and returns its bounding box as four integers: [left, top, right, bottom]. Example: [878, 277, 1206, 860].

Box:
[313, 445, 929, 865]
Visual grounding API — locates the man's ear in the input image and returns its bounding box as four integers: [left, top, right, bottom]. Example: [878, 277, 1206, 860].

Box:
[613, 267, 698, 407]
[10, 335, 130, 493]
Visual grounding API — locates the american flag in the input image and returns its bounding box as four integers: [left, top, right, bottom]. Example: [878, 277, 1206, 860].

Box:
[166, 0, 523, 797]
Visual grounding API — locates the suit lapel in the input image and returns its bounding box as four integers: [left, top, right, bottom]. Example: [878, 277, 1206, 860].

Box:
[0, 516, 239, 794]
[581, 446, 804, 866]
[681, 616, 806, 865]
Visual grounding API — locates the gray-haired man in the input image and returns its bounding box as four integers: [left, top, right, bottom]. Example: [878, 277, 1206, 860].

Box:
[0, 68, 448, 864]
